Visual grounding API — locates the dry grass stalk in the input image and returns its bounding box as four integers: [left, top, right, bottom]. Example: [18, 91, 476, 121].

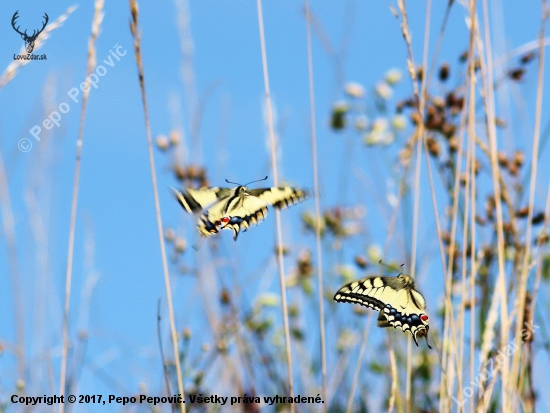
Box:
[59, 2, 103, 411]
[256, 0, 295, 408]
[305, 0, 327, 409]
[509, 0, 547, 397]
[0, 149, 24, 379]
[129, 1, 186, 412]
[477, 0, 511, 408]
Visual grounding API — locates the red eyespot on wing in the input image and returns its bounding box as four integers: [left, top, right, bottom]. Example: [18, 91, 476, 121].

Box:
[221, 217, 230, 224]
[421, 314, 429, 322]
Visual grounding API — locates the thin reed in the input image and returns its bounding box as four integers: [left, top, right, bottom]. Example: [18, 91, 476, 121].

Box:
[1, 2, 549, 413]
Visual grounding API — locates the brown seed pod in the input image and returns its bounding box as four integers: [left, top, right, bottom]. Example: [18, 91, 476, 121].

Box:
[532, 212, 546, 225]
[475, 215, 487, 226]
[426, 137, 440, 157]
[448, 136, 459, 153]
[354, 255, 368, 269]
[498, 151, 508, 167]
[514, 150, 525, 167]
[517, 206, 529, 218]
[520, 52, 536, 65]
[411, 112, 422, 125]
[439, 63, 450, 81]
[220, 289, 231, 305]
[416, 67, 424, 81]
[509, 68, 525, 81]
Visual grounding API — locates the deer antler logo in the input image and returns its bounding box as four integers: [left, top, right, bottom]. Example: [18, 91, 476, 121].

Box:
[11, 11, 49, 54]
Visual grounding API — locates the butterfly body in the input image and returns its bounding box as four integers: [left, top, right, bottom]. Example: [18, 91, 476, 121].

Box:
[173, 183, 308, 240]
[334, 274, 431, 348]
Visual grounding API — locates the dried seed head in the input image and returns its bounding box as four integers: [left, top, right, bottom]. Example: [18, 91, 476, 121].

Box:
[502, 222, 513, 233]
[517, 206, 529, 218]
[175, 237, 186, 253]
[416, 67, 424, 81]
[385, 68, 403, 85]
[442, 122, 456, 137]
[344, 82, 365, 98]
[220, 288, 231, 305]
[155, 134, 170, 151]
[498, 151, 508, 167]
[532, 212, 546, 225]
[297, 250, 313, 277]
[460, 172, 468, 186]
[508, 68, 525, 81]
[165, 228, 175, 242]
[410, 112, 422, 125]
[354, 255, 368, 269]
[514, 150, 525, 167]
[169, 130, 181, 146]
[391, 114, 407, 130]
[475, 215, 487, 226]
[432, 96, 446, 109]
[486, 196, 496, 220]
[474, 158, 482, 175]
[426, 137, 440, 157]
[520, 52, 537, 65]
[173, 165, 185, 181]
[275, 245, 290, 255]
[448, 136, 458, 152]
[495, 118, 507, 128]
[439, 63, 450, 81]
[331, 102, 348, 131]
[375, 82, 393, 100]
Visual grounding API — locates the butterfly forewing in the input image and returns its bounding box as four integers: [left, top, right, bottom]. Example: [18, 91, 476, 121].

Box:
[173, 187, 231, 213]
[248, 187, 309, 210]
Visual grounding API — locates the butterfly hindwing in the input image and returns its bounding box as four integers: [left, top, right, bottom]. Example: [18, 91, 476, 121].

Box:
[333, 274, 431, 348]
[198, 193, 269, 239]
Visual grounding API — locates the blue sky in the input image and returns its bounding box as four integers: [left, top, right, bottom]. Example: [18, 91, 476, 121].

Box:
[1, 0, 550, 408]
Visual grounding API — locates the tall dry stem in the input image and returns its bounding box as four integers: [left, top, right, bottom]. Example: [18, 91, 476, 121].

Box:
[256, 1, 295, 407]
[129, 1, 186, 412]
[59, 3, 104, 411]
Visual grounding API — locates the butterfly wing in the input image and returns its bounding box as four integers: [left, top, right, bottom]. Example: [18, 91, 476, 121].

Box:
[248, 187, 309, 210]
[172, 187, 232, 213]
[198, 192, 270, 240]
[333, 276, 408, 311]
[334, 275, 431, 348]
[175, 185, 308, 240]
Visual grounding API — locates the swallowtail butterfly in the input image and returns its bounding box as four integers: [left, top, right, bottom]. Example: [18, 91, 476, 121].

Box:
[334, 274, 431, 348]
[173, 177, 308, 240]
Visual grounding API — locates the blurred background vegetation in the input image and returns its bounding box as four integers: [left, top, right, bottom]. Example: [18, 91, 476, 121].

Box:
[1, 0, 550, 412]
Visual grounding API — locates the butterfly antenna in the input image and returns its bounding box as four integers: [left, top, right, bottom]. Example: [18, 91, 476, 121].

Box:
[398, 263, 405, 276]
[244, 176, 268, 186]
[225, 178, 242, 186]
[378, 260, 405, 274]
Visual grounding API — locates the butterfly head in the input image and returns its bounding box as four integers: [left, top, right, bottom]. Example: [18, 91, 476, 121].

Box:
[396, 274, 415, 287]
[412, 314, 432, 349]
